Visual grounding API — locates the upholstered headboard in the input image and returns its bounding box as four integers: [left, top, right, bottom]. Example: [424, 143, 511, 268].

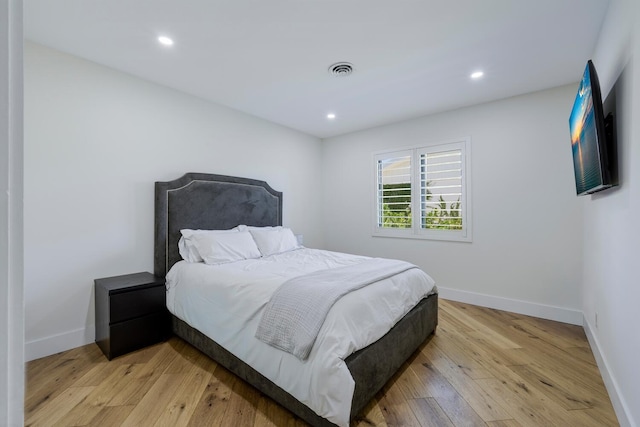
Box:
[154, 173, 283, 277]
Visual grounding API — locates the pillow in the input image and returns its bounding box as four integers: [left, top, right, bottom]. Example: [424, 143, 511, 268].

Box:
[249, 227, 300, 257]
[179, 228, 237, 263]
[189, 230, 261, 265]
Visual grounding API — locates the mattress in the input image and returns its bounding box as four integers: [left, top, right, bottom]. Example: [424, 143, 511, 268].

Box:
[166, 248, 436, 426]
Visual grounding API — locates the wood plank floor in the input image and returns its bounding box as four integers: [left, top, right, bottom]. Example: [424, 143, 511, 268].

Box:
[25, 299, 619, 426]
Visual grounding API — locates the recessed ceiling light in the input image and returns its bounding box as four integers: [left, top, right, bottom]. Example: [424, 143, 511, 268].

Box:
[158, 36, 174, 46]
[327, 113, 336, 120]
[470, 71, 484, 79]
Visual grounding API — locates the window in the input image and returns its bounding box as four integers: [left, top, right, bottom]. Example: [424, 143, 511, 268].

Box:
[373, 138, 472, 242]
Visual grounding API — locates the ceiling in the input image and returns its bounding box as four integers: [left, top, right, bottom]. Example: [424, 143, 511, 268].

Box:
[24, 0, 610, 139]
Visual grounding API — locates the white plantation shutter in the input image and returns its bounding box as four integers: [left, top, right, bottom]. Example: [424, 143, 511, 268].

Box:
[419, 145, 463, 231]
[375, 151, 413, 228]
[373, 139, 471, 242]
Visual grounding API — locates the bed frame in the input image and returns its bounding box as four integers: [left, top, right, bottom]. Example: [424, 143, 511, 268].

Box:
[154, 172, 438, 426]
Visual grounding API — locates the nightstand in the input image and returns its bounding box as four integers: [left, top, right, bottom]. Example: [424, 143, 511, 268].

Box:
[95, 272, 170, 360]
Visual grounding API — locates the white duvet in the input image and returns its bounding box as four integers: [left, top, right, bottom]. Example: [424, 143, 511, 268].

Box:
[166, 248, 436, 426]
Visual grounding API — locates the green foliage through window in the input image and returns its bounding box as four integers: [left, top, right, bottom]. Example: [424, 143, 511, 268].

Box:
[423, 196, 462, 230]
[380, 183, 411, 227]
[380, 183, 462, 229]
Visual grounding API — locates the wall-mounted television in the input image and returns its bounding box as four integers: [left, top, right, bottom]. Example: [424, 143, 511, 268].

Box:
[569, 60, 616, 196]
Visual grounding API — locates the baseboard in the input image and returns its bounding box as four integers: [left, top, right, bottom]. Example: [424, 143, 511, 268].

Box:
[437, 286, 583, 325]
[26, 289, 580, 362]
[25, 326, 94, 362]
[583, 316, 635, 427]
[24, 290, 582, 360]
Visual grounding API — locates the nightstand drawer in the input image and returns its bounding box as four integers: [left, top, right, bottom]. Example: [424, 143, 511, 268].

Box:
[110, 285, 166, 324]
[107, 311, 171, 359]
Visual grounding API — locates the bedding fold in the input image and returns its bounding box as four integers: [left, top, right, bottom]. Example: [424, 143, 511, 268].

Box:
[255, 258, 417, 360]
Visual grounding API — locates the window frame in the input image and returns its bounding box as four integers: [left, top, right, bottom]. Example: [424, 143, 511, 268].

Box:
[372, 137, 472, 242]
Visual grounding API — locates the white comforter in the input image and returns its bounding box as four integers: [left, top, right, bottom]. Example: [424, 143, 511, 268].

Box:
[166, 248, 436, 427]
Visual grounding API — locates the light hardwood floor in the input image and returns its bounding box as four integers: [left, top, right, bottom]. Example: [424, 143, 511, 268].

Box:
[25, 299, 619, 426]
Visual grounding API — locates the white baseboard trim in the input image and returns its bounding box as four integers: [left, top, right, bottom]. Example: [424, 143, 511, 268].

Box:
[25, 326, 94, 362]
[437, 286, 583, 325]
[24, 290, 583, 360]
[27, 289, 580, 361]
[583, 316, 635, 427]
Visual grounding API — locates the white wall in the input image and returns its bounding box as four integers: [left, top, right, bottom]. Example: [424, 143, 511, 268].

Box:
[0, 0, 24, 425]
[583, 0, 639, 425]
[21, 6, 640, 424]
[322, 85, 584, 324]
[24, 42, 323, 361]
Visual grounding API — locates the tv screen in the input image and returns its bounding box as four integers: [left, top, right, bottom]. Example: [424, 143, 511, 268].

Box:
[569, 60, 612, 195]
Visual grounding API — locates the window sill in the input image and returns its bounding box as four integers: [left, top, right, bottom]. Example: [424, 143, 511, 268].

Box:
[372, 230, 472, 243]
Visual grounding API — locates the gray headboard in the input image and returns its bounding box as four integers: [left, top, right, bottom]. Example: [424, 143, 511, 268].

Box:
[154, 173, 283, 277]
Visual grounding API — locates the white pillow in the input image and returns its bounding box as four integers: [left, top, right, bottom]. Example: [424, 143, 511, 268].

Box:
[179, 228, 237, 263]
[249, 227, 300, 257]
[190, 230, 262, 265]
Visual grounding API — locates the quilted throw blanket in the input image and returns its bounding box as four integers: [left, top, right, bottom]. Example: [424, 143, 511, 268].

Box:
[255, 258, 417, 360]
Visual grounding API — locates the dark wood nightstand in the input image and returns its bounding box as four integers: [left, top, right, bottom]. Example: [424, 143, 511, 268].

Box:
[95, 272, 170, 360]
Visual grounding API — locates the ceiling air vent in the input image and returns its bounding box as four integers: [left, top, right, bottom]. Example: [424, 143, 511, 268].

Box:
[328, 62, 354, 77]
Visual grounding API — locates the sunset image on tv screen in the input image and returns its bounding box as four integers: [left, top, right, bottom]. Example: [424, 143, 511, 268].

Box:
[569, 65, 603, 195]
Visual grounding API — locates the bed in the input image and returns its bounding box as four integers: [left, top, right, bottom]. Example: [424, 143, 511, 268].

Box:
[154, 172, 438, 426]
